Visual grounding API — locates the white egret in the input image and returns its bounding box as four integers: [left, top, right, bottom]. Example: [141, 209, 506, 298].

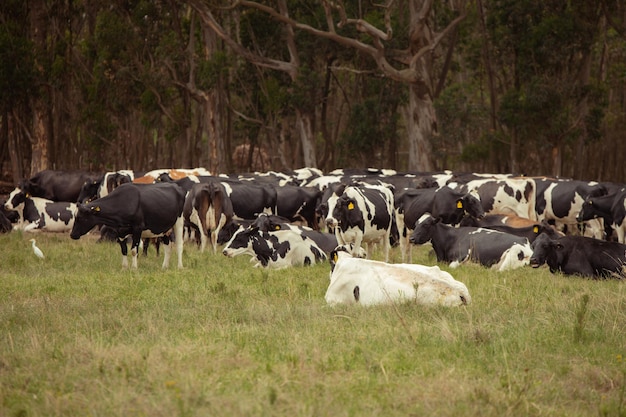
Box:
[29, 238, 45, 259]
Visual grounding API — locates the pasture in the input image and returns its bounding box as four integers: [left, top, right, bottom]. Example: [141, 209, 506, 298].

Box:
[1, 231, 625, 417]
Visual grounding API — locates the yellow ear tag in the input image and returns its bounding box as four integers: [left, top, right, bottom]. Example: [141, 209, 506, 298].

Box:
[533, 226, 539, 233]
[275, 225, 281, 230]
[333, 253, 338, 263]
[348, 202, 355, 210]
[94, 206, 101, 212]
[26, 193, 31, 198]
[456, 201, 463, 209]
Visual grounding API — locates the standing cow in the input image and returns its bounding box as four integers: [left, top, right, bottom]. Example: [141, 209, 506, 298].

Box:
[70, 182, 186, 269]
[394, 186, 484, 262]
[183, 181, 234, 253]
[324, 184, 395, 261]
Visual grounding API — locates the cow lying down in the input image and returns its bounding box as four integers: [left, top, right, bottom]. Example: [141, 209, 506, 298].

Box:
[4, 189, 77, 233]
[222, 226, 327, 269]
[325, 246, 471, 307]
[410, 214, 533, 271]
[530, 233, 626, 279]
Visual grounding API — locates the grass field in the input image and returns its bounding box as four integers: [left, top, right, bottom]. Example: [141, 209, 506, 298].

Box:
[1, 231, 625, 416]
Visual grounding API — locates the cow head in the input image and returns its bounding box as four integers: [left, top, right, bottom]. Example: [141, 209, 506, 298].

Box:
[461, 193, 485, 220]
[577, 198, 597, 222]
[329, 244, 367, 273]
[409, 214, 438, 245]
[4, 188, 28, 210]
[328, 195, 363, 230]
[529, 233, 562, 270]
[222, 226, 258, 257]
[70, 204, 103, 239]
[77, 180, 101, 204]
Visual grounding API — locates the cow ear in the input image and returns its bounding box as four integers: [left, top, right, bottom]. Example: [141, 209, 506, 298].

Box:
[456, 199, 464, 209]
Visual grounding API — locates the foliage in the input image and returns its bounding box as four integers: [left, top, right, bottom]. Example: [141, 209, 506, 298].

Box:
[1, 232, 625, 416]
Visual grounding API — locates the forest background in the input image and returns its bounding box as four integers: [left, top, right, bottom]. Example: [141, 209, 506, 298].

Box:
[1, 0, 625, 189]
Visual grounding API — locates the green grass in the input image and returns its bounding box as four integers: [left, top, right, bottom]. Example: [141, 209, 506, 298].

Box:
[1, 231, 625, 417]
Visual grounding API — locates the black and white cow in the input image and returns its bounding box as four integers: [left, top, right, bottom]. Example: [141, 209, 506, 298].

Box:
[222, 226, 327, 268]
[252, 213, 339, 255]
[15, 169, 101, 202]
[183, 181, 234, 253]
[4, 189, 77, 232]
[324, 183, 395, 261]
[324, 245, 471, 307]
[409, 214, 533, 271]
[530, 233, 626, 278]
[450, 177, 537, 220]
[77, 170, 136, 203]
[70, 182, 186, 269]
[394, 186, 485, 261]
[534, 177, 607, 237]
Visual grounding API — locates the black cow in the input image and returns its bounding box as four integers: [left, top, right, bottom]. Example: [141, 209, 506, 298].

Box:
[394, 186, 485, 261]
[578, 189, 626, 243]
[16, 169, 101, 202]
[70, 182, 186, 269]
[0, 208, 12, 233]
[530, 233, 626, 278]
[274, 185, 322, 229]
[409, 214, 533, 271]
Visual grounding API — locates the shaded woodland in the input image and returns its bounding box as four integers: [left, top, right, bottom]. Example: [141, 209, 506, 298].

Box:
[1, 0, 625, 185]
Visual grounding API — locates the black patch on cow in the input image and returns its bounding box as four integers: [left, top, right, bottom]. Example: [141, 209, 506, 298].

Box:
[517, 250, 525, 261]
[353, 285, 360, 302]
[45, 202, 74, 225]
[515, 190, 522, 201]
[503, 183, 514, 197]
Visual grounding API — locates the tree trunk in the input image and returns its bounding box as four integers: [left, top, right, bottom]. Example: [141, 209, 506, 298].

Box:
[403, 84, 435, 171]
[295, 109, 317, 168]
[29, 0, 50, 175]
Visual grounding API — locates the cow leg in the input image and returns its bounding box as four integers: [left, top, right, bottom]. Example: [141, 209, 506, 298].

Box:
[383, 231, 391, 263]
[118, 238, 129, 268]
[130, 233, 142, 269]
[352, 233, 365, 258]
[174, 216, 184, 269]
[615, 222, 625, 244]
[161, 235, 172, 268]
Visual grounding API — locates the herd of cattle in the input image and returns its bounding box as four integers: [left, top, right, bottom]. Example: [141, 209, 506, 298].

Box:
[2, 167, 626, 307]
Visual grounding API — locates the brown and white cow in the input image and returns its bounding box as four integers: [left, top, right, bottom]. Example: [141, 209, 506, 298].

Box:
[183, 181, 234, 253]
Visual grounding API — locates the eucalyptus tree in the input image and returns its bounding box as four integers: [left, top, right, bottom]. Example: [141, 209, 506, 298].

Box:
[186, 0, 466, 171]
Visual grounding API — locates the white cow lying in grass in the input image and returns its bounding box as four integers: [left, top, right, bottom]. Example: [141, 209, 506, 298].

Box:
[325, 246, 471, 307]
